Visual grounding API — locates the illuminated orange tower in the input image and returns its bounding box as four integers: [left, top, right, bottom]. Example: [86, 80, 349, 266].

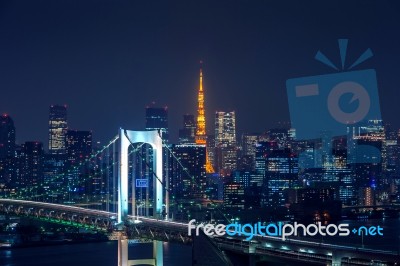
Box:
[195, 62, 215, 173]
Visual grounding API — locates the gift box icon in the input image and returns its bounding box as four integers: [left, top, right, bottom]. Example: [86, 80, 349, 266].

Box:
[286, 39, 382, 166]
[286, 39, 381, 140]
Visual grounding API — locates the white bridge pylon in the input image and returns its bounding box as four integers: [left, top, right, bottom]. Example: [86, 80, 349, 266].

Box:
[118, 129, 163, 224]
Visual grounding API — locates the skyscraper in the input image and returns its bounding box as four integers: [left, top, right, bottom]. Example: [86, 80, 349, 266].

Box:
[254, 141, 278, 192]
[195, 63, 214, 173]
[266, 128, 294, 150]
[43, 153, 65, 195]
[170, 144, 206, 199]
[66, 130, 93, 165]
[144, 104, 169, 210]
[242, 133, 259, 159]
[178, 114, 196, 144]
[18, 141, 44, 193]
[66, 130, 93, 193]
[239, 133, 259, 171]
[348, 119, 385, 205]
[145, 105, 169, 142]
[215, 111, 236, 147]
[48, 105, 68, 154]
[215, 111, 237, 175]
[263, 149, 299, 206]
[0, 114, 16, 183]
[223, 182, 245, 209]
[0, 114, 16, 159]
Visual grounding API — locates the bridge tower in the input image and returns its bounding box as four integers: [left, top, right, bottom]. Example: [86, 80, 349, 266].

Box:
[118, 129, 164, 224]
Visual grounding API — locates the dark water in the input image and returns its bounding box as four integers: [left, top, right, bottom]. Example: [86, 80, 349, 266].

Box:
[1, 218, 399, 266]
[0, 241, 193, 266]
[0, 241, 317, 266]
[293, 218, 400, 252]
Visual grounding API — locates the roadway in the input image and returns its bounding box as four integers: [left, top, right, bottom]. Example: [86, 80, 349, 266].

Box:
[1, 199, 399, 265]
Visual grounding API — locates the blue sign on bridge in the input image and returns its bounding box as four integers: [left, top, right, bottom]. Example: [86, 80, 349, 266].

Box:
[136, 179, 148, 188]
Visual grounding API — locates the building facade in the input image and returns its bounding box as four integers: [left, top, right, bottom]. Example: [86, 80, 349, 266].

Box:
[145, 105, 169, 142]
[170, 144, 206, 200]
[48, 105, 68, 155]
[179, 114, 196, 144]
[0, 114, 16, 183]
[215, 111, 237, 175]
[18, 142, 44, 195]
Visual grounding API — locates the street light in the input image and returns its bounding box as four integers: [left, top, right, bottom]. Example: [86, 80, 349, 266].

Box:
[134, 202, 145, 224]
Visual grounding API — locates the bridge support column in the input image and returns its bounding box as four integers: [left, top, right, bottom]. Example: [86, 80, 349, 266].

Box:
[331, 252, 343, 266]
[153, 240, 163, 266]
[118, 233, 128, 266]
[248, 255, 257, 266]
[248, 243, 257, 266]
[119, 239, 163, 266]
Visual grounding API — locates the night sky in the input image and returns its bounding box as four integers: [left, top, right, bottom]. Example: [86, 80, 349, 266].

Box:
[1, 0, 400, 146]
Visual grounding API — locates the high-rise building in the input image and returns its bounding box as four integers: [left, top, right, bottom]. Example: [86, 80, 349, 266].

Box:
[66, 130, 93, 165]
[263, 149, 299, 206]
[145, 105, 168, 142]
[43, 153, 65, 196]
[329, 140, 357, 206]
[170, 144, 206, 199]
[144, 105, 169, 208]
[223, 182, 245, 209]
[65, 130, 93, 193]
[215, 111, 237, 175]
[207, 134, 216, 172]
[18, 141, 44, 194]
[0, 114, 16, 159]
[347, 120, 384, 205]
[294, 188, 336, 203]
[178, 114, 196, 144]
[0, 114, 16, 183]
[386, 139, 400, 177]
[242, 133, 259, 158]
[87, 141, 106, 197]
[48, 105, 68, 155]
[254, 141, 279, 187]
[215, 111, 236, 147]
[348, 119, 385, 165]
[233, 170, 252, 188]
[195, 63, 214, 173]
[266, 128, 295, 150]
[239, 133, 259, 171]
[289, 187, 342, 222]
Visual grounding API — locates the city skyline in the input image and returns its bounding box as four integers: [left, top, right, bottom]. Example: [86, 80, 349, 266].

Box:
[1, 1, 400, 145]
[1, 60, 399, 148]
[2, 100, 400, 148]
[1, 2, 400, 265]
